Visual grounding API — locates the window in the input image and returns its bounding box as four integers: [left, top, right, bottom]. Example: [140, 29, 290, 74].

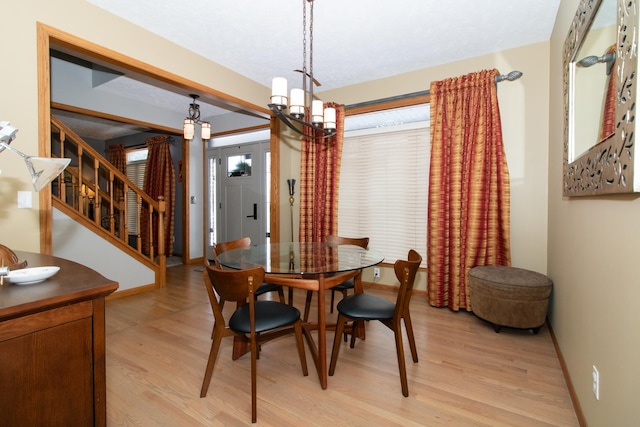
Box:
[227, 153, 252, 177]
[126, 148, 148, 235]
[265, 151, 271, 243]
[338, 104, 429, 265]
[207, 155, 217, 247]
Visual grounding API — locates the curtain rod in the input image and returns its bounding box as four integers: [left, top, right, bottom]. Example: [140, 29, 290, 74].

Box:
[117, 135, 175, 151]
[345, 70, 522, 110]
[345, 90, 430, 110]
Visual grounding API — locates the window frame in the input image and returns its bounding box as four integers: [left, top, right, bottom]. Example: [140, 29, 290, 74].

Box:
[125, 147, 148, 235]
[340, 95, 430, 268]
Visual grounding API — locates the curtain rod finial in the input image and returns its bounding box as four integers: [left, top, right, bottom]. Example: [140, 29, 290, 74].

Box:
[495, 70, 523, 83]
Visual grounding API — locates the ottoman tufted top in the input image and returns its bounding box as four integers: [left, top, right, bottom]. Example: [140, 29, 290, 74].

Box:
[469, 266, 552, 288]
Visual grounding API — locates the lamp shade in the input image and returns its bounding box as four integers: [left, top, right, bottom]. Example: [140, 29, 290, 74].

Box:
[290, 88, 305, 117]
[311, 100, 324, 124]
[271, 77, 288, 106]
[201, 122, 211, 140]
[183, 118, 195, 140]
[28, 156, 71, 192]
[0, 141, 70, 192]
[323, 107, 336, 130]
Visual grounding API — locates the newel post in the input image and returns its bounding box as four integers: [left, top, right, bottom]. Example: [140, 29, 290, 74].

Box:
[157, 196, 166, 288]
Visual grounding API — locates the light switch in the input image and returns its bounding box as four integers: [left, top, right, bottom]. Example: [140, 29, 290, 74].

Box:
[17, 191, 32, 208]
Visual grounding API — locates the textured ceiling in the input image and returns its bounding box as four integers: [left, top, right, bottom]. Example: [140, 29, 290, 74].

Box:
[61, 1, 564, 139]
[87, 0, 561, 92]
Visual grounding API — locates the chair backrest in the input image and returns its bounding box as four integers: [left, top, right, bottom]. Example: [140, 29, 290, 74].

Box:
[206, 263, 264, 302]
[325, 235, 369, 249]
[203, 263, 265, 320]
[212, 237, 251, 268]
[393, 249, 422, 319]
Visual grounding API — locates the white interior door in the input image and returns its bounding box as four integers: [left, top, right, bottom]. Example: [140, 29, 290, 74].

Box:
[220, 143, 263, 245]
[205, 141, 270, 258]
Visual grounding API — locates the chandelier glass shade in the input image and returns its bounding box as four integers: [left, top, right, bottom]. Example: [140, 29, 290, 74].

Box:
[268, 0, 336, 137]
[183, 94, 211, 140]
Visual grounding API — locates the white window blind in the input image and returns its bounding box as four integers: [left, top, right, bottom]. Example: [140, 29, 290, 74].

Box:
[126, 149, 148, 235]
[338, 123, 429, 266]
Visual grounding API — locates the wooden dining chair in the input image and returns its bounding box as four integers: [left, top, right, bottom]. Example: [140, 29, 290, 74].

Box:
[329, 249, 422, 397]
[200, 264, 308, 423]
[213, 237, 285, 304]
[303, 235, 370, 322]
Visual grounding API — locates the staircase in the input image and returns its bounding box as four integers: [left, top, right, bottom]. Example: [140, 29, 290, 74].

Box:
[50, 116, 167, 288]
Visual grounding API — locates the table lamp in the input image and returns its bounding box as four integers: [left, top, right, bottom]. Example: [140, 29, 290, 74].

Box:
[0, 120, 71, 283]
[0, 121, 71, 192]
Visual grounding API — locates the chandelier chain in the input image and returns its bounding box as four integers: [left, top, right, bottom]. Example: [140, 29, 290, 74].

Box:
[309, 0, 314, 101]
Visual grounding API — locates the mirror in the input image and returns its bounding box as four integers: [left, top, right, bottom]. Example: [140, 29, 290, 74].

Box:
[563, 0, 639, 196]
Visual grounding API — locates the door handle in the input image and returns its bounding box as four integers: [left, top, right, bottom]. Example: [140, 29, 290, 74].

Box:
[247, 203, 257, 220]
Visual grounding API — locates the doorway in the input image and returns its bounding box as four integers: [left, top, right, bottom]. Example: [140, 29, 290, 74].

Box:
[40, 23, 270, 261]
[206, 141, 270, 257]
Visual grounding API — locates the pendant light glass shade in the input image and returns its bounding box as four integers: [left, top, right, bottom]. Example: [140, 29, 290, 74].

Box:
[201, 122, 211, 140]
[183, 118, 195, 140]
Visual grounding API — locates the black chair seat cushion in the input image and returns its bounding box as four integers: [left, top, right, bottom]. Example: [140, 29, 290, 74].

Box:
[333, 278, 355, 291]
[337, 294, 394, 320]
[255, 282, 282, 296]
[229, 301, 301, 333]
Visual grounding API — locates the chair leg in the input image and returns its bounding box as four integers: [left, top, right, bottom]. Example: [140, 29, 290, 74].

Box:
[393, 327, 409, 397]
[293, 320, 309, 376]
[331, 289, 348, 314]
[200, 329, 224, 397]
[349, 320, 359, 348]
[329, 314, 347, 376]
[330, 290, 336, 313]
[277, 287, 286, 304]
[403, 312, 419, 363]
[303, 290, 313, 322]
[211, 299, 225, 339]
[288, 287, 294, 306]
[250, 334, 258, 423]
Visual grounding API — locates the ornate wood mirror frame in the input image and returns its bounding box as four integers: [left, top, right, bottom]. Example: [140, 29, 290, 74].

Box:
[563, 0, 639, 196]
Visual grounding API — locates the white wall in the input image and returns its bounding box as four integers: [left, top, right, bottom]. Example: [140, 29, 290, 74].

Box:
[52, 208, 154, 291]
[548, 0, 640, 424]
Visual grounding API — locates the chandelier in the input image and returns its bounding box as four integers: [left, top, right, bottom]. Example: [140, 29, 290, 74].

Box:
[268, 0, 336, 137]
[183, 94, 211, 140]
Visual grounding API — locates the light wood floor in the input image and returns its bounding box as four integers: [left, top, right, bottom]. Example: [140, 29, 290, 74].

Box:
[105, 264, 579, 426]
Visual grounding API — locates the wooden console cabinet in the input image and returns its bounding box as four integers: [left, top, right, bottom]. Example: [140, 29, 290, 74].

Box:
[0, 251, 118, 427]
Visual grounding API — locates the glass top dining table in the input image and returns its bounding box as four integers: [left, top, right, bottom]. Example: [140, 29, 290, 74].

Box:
[217, 242, 384, 389]
[217, 241, 384, 276]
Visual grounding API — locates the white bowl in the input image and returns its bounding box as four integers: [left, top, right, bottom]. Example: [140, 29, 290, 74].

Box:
[7, 266, 60, 285]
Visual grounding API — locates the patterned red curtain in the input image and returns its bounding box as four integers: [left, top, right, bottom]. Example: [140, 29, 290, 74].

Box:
[107, 144, 126, 201]
[599, 44, 617, 143]
[141, 135, 175, 256]
[427, 69, 511, 311]
[299, 102, 344, 243]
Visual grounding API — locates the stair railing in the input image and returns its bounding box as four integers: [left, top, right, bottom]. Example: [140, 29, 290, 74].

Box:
[50, 116, 166, 287]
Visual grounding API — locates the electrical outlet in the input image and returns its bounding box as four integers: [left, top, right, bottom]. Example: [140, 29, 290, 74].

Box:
[592, 365, 600, 400]
[17, 191, 32, 208]
[373, 267, 380, 278]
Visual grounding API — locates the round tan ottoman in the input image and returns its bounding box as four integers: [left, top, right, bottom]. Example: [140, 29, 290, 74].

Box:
[468, 266, 552, 333]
